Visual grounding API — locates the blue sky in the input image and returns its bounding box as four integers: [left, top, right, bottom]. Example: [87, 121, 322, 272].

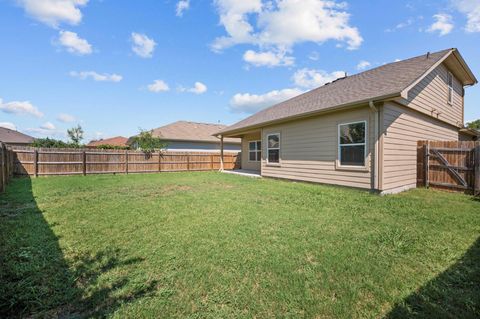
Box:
[0, 0, 479, 142]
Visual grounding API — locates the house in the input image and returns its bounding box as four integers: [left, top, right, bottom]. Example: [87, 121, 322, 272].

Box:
[87, 136, 129, 148]
[0, 127, 35, 147]
[129, 121, 241, 152]
[215, 48, 477, 194]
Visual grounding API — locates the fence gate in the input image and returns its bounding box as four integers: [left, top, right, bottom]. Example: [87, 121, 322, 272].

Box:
[417, 141, 480, 194]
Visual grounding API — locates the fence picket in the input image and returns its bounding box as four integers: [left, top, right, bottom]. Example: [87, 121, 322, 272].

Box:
[475, 142, 480, 195]
[0, 143, 14, 193]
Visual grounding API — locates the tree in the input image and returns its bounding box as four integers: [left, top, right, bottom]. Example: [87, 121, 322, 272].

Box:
[32, 138, 74, 148]
[466, 119, 480, 130]
[67, 125, 84, 146]
[132, 129, 166, 153]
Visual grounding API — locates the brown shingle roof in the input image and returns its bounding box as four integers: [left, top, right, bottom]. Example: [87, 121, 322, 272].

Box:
[87, 136, 129, 147]
[138, 121, 240, 144]
[218, 49, 457, 135]
[0, 127, 34, 144]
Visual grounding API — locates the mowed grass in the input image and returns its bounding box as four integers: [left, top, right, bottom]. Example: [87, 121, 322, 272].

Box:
[0, 172, 479, 318]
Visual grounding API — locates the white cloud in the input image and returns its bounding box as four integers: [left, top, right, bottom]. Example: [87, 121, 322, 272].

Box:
[40, 121, 56, 130]
[230, 88, 304, 113]
[308, 51, 320, 61]
[148, 80, 170, 93]
[58, 30, 92, 55]
[427, 14, 454, 36]
[0, 122, 17, 130]
[292, 68, 345, 89]
[178, 82, 208, 94]
[176, 0, 190, 17]
[57, 113, 76, 123]
[385, 17, 415, 32]
[131, 32, 156, 58]
[212, 0, 363, 56]
[70, 71, 123, 82]
[452, 0, 480, 32]
[0, 98, 43, 118]
[189, 82, 208, 94]
[17, 0, 88, 28]
[243, 49, 294, 67]
[356, 60, 371, 70]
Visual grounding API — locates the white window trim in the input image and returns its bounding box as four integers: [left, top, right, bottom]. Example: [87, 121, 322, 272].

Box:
[337, 120, 368, 170]
[266, 133, 281, 165]
[248, 140, 261, 162]
[447, 71, 453, 105]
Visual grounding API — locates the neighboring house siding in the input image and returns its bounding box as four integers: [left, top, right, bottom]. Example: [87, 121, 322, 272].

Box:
[260, 107, 375, 189]
[381, 101, 459, 192]
[164, 141, 240, 152]
[241, 132, 262, 171]
[398, 63, 464, 128]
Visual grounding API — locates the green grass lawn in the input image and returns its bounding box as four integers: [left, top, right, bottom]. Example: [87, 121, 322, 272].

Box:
[0, 172, 479, 318]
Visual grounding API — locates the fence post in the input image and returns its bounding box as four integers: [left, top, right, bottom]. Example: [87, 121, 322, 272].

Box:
[210, 154, 214, 170]
[158, 152, 162, 172]
[82, 151, 87, 176]
[5, 147, 9, 180]
[0, 144, 5, 193]
[187, 154, 190, 171]
[424, 142, 429, 188]
[125, 150, 129, 174]
[34, 149, 38, 178]
[475, 142, 480, 195]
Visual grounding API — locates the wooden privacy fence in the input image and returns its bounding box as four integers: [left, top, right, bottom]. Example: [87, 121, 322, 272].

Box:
[0, 143, 15, 193]
[417, 140, 480, 194]
[12, 147, 240, 177]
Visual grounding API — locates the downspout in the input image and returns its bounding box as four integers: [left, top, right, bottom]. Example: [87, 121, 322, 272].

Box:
[369, 101, 379, 191]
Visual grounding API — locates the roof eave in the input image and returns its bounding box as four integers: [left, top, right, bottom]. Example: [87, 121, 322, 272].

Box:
[217, 92, 402, 137]
[452, 49, 478, 85]
[459, 128, 480, 137]
[154, 137, 241, 144]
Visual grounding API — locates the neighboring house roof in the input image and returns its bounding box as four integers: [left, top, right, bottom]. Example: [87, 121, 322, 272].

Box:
[0, 127, 35, 144]
[87, 136, 129, 147]
[217, 48, 477, 136]
[131, 121, 241, 144]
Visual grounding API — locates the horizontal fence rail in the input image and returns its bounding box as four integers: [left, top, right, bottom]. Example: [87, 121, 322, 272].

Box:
[417, 140, 479, 194]
[12, 147, 240, 177]
[0, 142, 15, 193]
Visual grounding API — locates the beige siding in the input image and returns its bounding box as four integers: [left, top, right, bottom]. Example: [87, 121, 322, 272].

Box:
[241, 132, 261, 171]
[260, 106, 375, 189]
[397, 63, 464, 127]
[382, 102, 459, 191]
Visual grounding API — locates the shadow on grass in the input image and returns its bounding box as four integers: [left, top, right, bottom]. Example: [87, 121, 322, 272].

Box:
[385, 237, 480, 318]
[0, 177, 157, 318]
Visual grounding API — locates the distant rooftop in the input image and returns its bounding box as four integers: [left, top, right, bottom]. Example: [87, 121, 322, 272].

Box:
[136, 121, 240, 144]
[87, 136, 129, 147]
[0, 127, 35, 144]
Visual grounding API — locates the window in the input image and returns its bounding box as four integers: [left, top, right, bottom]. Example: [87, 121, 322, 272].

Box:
[447, 72, 453, 105]
[267, 133, 280, 163]
[338, 121, 366, 167]
[248, 140, 261, 162]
